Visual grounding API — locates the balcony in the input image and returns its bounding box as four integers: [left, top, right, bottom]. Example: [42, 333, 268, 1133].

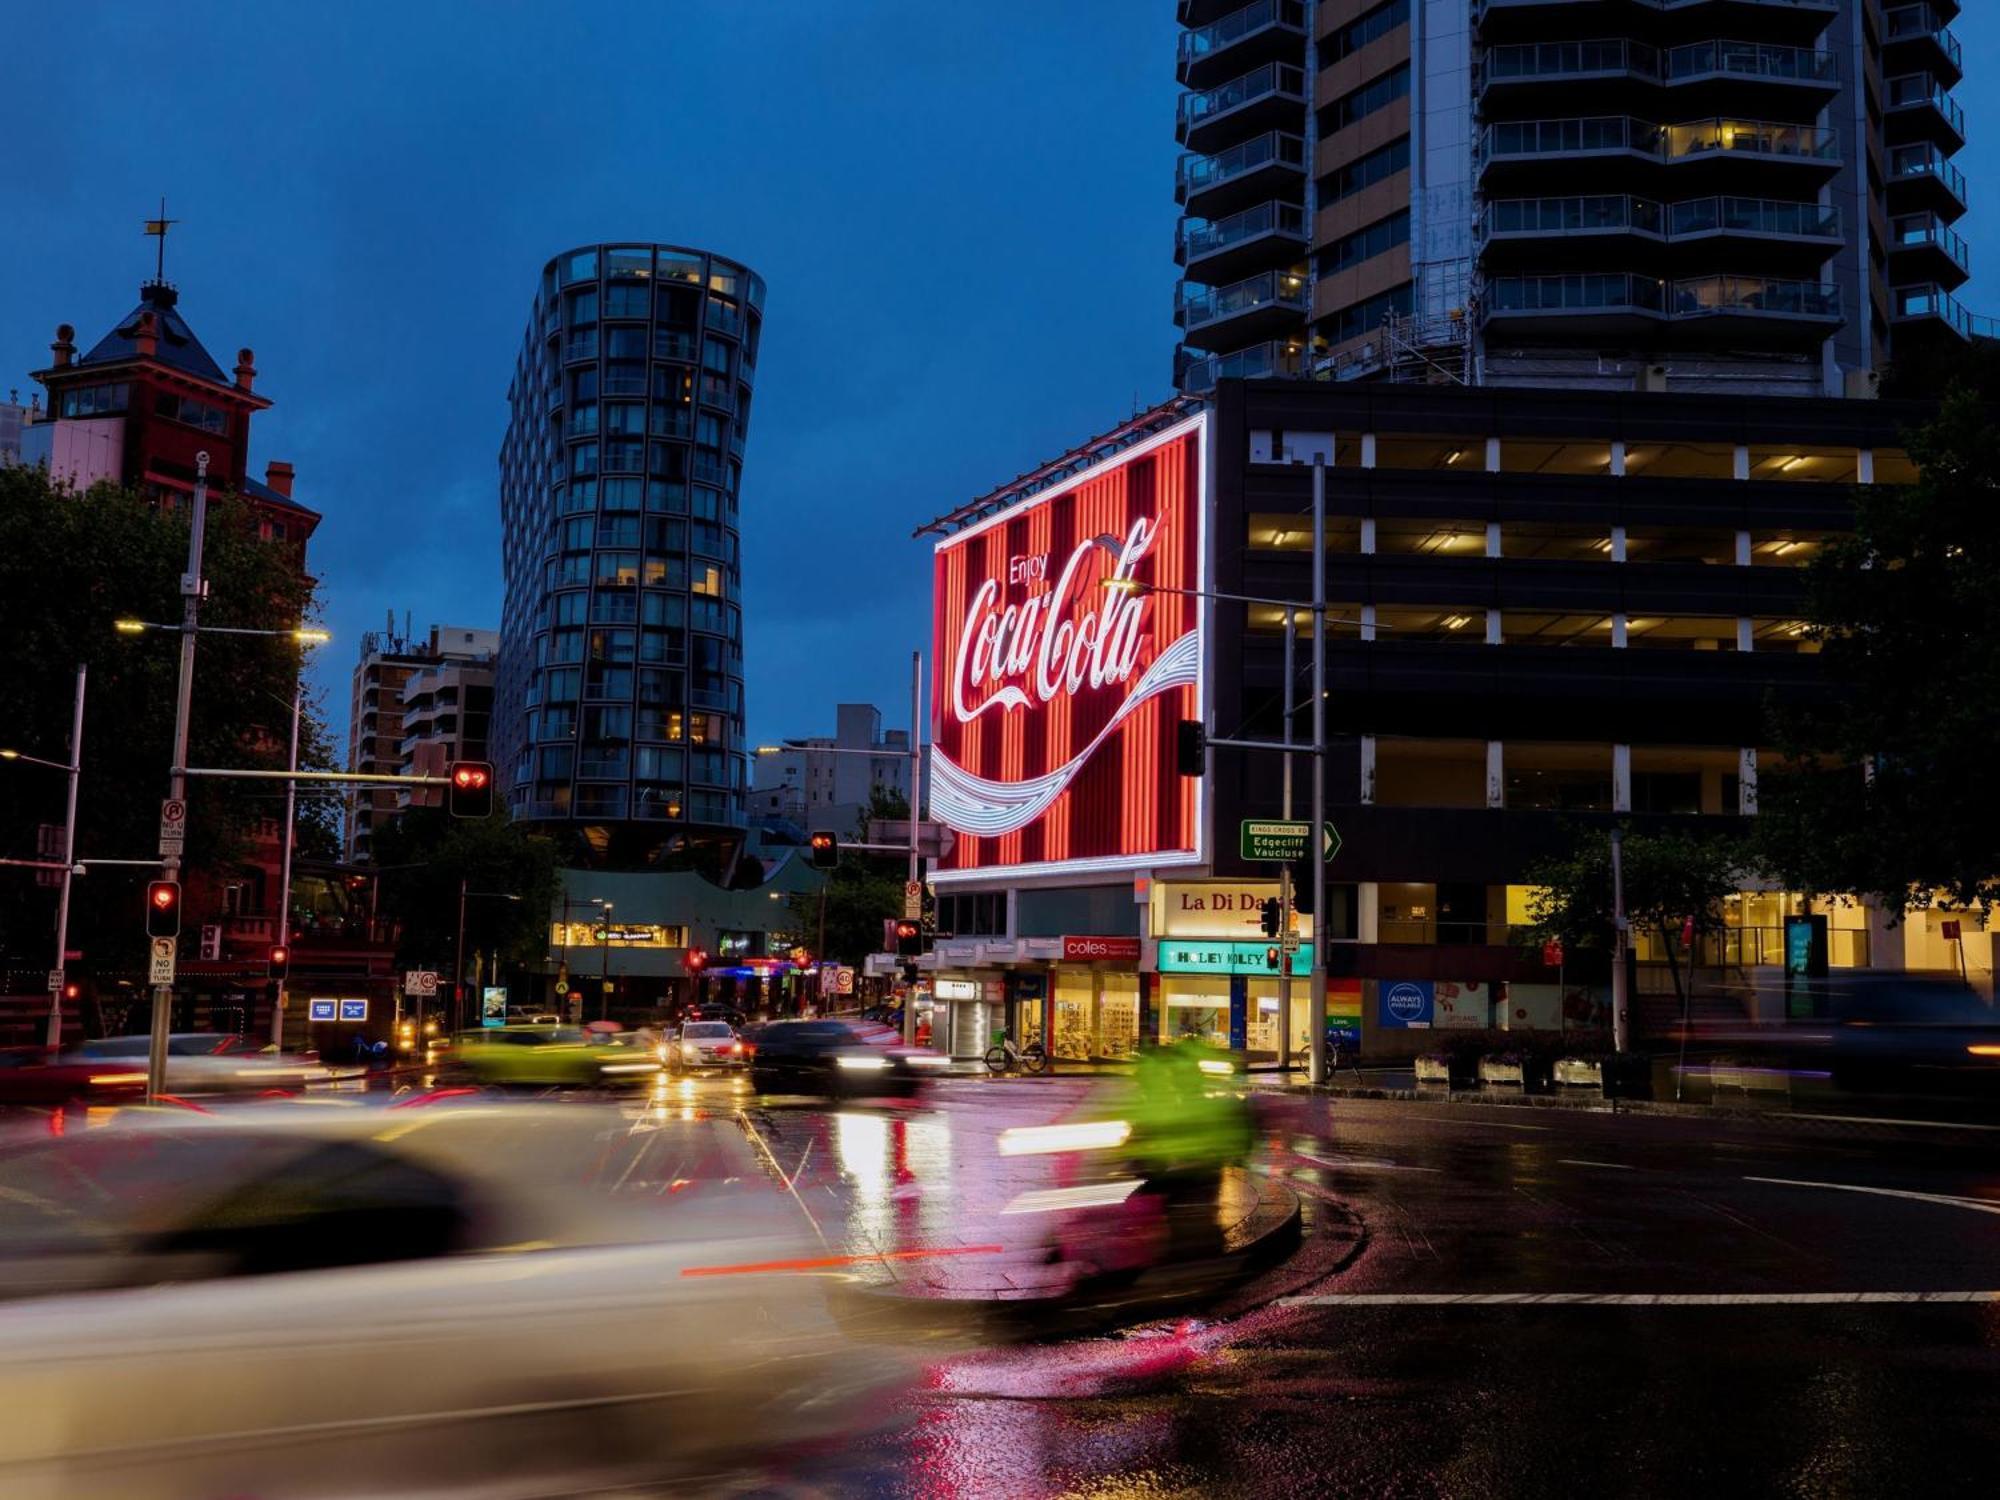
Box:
[1885, 73, 1965, 153]
[1177, 337, 1307, 394]
[1892, 284, 1999, 343]
[1175, 268, 1311, 350]
[1476, 1, 1839, 48]
[1176, 199, 1309, 283]
[1176, 61, 1306, 154]
[1884, 6, 1963, 87]
[1177, 0, 1306, 90]
[1482, 272, 1840, 348]
[1477, 193, 1837, 274]
[1176, 130, 1306, 219]
[1886, 143, 1967, 219]
[1888, 214, 1970, 289]
[1479, 38, 1834, 118]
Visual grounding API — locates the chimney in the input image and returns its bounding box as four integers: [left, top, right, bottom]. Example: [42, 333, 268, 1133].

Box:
[133, 311, 158, 359]
[264, 460, 295, 498]
[235, 347, 257, 392]
[49, 324, 75, 368]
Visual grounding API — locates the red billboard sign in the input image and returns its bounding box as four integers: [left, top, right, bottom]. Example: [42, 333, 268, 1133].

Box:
[1061, 935, 1142, 962]
[930, 413, 1206, 880]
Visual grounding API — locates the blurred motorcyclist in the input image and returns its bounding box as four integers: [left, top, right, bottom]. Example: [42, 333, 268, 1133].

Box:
[1121, 1038, 1254, 1260]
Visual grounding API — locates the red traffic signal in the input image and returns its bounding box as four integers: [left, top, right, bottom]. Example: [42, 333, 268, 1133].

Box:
[62, 982, 80, 1001]
[894, 919, 921, 957]
[145, 879, 181, 938]
[684, 948, 707, 971]
[269, 945, 290, 977]
[808, 830, 840, 870]
[448, 760, 494, 818]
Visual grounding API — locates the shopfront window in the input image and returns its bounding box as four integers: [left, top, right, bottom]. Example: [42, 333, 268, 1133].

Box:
[1162, 977, 1231, 1047]
[1052, 968, 1094, 1061]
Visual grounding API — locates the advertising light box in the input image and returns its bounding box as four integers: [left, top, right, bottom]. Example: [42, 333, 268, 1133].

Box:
[929, 413, 1206, 882]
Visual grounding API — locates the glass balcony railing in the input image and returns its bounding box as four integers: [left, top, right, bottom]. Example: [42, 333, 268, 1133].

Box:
[1477, 0, 1836, 14]
[1486, 273, 1839, 319]
[1886, 6, 1963, 69]
[1662, 118, 1838, 160]
[1178, 339, 1307, 394]
[1481, 116, 1661, 161]
[1480, 194, 1837, 240]
[1484, 40, 1832, 86]
[1891, 215, 1971, 271]
[1886, 74, 1965, 137]
[1176, 130, 1306, 199]
[1889, 143, 1968, 203]
[1179, 200, 1308, 261]
[1893, 284, 2000, 340]
[1177, 61, 1305, 134]
[1177, 269, 1310, 330]
[1177, 0, 1304, 70]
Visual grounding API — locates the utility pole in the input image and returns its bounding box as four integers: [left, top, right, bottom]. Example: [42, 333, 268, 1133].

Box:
[149, 453, 208, 1101]
[1308, 457, 1328, 1088]
[455, 876, 470, 1031]
[1611, 826, 1629, 1054]
[269, 682, 301, 1048]
[1277, 610, 1294, 1070]
[46, 664, 85, 1048]
[904, 649, 922, 1046]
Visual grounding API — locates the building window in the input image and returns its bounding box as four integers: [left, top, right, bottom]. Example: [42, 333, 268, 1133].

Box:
[1325, 282, 1414, 342]
[1322, 65, 1409, 134]
[152, 391, 228, 434]
[1323, 136, 1409, 204]
[604, 283, 650, 318]
[58, 382, 129, 417]
[1322, 210, 1411, 275]
[1323, 0, 1409, 65]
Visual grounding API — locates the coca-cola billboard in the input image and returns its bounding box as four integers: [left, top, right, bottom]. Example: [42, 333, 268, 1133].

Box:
[930, 412, 1206, 880]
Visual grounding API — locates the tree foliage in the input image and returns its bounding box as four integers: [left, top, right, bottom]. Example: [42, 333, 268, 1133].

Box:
[1524, 823, 1743, 966]
[365, 806, 560, 978]
[1752, 388, 2000, 916]
[785, 786, 910, 967]
[0, 465, 324, 968]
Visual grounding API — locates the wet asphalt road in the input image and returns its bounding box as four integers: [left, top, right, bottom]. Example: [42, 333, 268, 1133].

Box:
[684, 1074, 2000, 1499]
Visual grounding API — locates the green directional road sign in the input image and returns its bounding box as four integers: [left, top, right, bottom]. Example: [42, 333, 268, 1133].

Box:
[1241, 819, 1312, 861]
[1241, 819, 1343, 862]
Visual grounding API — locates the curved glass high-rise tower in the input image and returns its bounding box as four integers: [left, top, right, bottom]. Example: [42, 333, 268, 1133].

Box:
[495, 243, 763, 865]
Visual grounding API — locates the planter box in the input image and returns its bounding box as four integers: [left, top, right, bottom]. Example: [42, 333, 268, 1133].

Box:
[1555, 1057, 1605, 1089]
[1414, 1056, 1457, 1085]
[1479, 1057, 1528, 1087]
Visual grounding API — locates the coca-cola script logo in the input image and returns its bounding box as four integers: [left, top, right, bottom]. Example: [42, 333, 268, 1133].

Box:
[929, 413, 1205, 869]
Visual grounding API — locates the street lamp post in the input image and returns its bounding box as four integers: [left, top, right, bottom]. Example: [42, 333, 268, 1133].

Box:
[1, 666, 85, 1049]
[270, 683, 301, 1048]
[595, 898, 614, 1022]
[455, 882, 524, 1031]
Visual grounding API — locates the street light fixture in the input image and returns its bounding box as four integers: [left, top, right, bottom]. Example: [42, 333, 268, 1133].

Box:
[1, 668, 84, 1049]
[114, 618, 331, 645]
[0, 748, 69, 771]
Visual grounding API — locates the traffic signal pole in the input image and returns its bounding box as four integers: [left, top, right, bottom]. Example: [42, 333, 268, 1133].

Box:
[906, 649, 922, 1046]
[1308, 457, 1328, 1089]
[46, 664, 84, 1048]
[1277, 610, 1294, 1071]
[150, 452, 209, 1102]
[269, 682, 301, 1048]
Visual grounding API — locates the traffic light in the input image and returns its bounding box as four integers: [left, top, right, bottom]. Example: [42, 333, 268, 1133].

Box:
[1265, 946, 1281, 972]
[62, 981, 80, 1002]
[808, 830, 840, 869]
[268, 945, 289, 979]
[448, 760, 493, 818]
[145, 880, 181, 938]
[685, 948, 707, 972]
[894, 919, 921, 957]
[1176, 719, 1205, 778]
[1259, 896, 1282, 937]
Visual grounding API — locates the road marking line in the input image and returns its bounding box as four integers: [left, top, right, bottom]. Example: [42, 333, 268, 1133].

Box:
[1280, 1291, 2000, 1307]
[1295, 1151, 1440, 1174]
[1405, 1114, 1551, 1132]
[1559, 1159, 1636, 1171]
[1787, 1112, 2000, 1133]
[1745, 1176, 2000, 1216]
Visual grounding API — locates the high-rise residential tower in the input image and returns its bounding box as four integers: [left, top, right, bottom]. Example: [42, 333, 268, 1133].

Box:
[1173, 0, 1978, 395]
[494, 244, 763, 867]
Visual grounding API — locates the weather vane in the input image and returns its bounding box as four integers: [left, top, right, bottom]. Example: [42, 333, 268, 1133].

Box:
[142, 196, 179, 283]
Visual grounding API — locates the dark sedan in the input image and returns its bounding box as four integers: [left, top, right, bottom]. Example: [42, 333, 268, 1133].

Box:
[746, 1019, 949, 1098]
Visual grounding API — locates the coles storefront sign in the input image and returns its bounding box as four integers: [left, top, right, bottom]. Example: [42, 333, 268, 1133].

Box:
[930, 413, 1206, 880]
[1061, 935, 1141, 962]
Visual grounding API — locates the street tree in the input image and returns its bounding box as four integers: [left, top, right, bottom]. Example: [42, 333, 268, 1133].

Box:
[1752, 387, 2000, 917]
[366, 807, 561, 980]
[1524, 824, 1744, 1013]
[786, 786, 911, 968]
[0, 465, 324, 971]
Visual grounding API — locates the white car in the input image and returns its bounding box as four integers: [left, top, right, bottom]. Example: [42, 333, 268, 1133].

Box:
[0, 1103, 916, 1498]
[61, 1033, 363, 1093]
[673, 1019, 746, 1069]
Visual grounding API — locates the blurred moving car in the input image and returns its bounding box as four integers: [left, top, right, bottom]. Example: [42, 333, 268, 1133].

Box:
[445, 1026, 663, 1087]
[0, 1105, 916, 1497]
[672, 1020, 746, 1070]
[747, 1018, 948, 1097]
[1827, 975, 2000, 1095]
[0, 1034, 360, 1103]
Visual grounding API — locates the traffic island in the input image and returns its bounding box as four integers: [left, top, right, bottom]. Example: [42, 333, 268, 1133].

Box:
[828, 1166, 1302, 1343]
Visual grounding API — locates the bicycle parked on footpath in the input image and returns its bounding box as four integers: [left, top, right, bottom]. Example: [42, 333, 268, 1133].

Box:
[984, 1034, 1049, 1076]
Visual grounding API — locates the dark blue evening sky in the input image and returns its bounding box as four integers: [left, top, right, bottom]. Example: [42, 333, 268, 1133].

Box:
[3, 2, 1993, 753]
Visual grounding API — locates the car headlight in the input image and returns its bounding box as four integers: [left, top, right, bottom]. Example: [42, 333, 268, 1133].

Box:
[903, 1053, 948, 1068]
[682, 1043, 699, 1059]
[835, 1053, 890, 1072]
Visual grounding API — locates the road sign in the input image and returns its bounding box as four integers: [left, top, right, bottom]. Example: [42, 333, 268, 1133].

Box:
[1942, 919, 1963, 941]
[338, 998, 368, 1022]
[158, 798, 187, 857]
[148, 937, 176, 985]
[869, 820, 957, 861]
[554, 979, 570, 997]
[46, 970, 64, 993]
[308, 998, 338, 1022]
[1321, 822, 1341, 862]
[1241, 819, 1312, 862]
[836, 965, 855, 997]
[904, 880, 923, 920]
[1280, 934, 1301, 955]
[404, 969, 438, 997]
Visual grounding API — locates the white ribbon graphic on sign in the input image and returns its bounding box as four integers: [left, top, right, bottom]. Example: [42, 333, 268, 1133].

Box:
[929, 631, 1200, 838]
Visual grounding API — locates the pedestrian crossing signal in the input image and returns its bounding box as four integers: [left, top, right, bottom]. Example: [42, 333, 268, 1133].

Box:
[809, 830, 840, 869]
[448, 761, 493, 818]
